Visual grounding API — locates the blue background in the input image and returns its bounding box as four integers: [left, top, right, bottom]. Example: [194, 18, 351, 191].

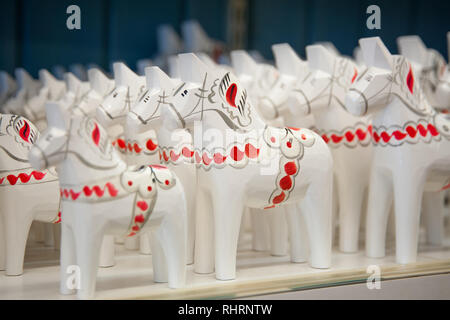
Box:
[0, 0, 449, 77]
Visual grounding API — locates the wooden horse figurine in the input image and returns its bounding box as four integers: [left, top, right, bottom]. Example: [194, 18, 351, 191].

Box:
[96, 62, 159, 254]
[296, 44, 372, 253]
[125, 67, 204, 264]
[397, 35, 450, 246]
[0, 114, 60, 275]
[230, 50, 290, 256]
[28, 103, 187, 299]
[345, 37, 450, 264]
[126, 66, 198, 265]
[159, 53, 333, 280]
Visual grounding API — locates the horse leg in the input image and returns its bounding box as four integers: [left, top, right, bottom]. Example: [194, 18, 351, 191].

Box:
[337, 169, 366, 253]
[365, 167, 393, 258]
[299, 167, 333, 269]
[53, 223, 61, 250]
[3, 194, 34, 276]
[0, 212, 5, 270]
[422, 191, 444, 246]
[158, 208, 187, 288]
[251, 209, 270, 251]
[212, 192, 245, 280]
[73, 215, 104, 299]
[183, 166, 196, 265]
[124, 234, 139, 250]
[44, 223, 55, 247]
[98, 235, 115, 267]
[393, 168, 427, 264]
[268, 207, 288, 256]
[149, 229, 168, 283]
[139, 232, 152, 255]
[60, 222, 76, 295]
[284, 203, 308, 263]
[194, 187, 214, 274]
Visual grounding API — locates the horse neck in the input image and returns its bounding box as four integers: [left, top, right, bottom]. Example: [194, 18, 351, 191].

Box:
[0, 142, 31, 171]
[373, 95, 433, 128]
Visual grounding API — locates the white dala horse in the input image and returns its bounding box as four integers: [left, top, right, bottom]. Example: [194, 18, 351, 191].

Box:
[159, 53, 333, 280]
[287, 44, 373, 253]
[230, 50, 291, 256]
[28, 103, 187, 299]
[345, 37, 450, 264]
[0, 114, 60, 275]
[125, 67, 197, 266]
[397, 35, 450, 245]
[96, 62, 174, 254]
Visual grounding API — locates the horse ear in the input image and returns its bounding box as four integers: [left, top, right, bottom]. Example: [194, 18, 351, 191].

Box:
[39, 69, 59, 87]
[397, 35, 428, 65]
[306, 45, 336, 75]
[178, 53, 209, 84]
[230, 50, 258, 76]
[197, 52, 217, 68]
[353, 46, 364, 65]
[168, 55, 180, 79]
[359, 37, 394, 70]
[64, 72, 82, 93]
[113, 62, 140, 87]
[45, 101, 70, 130]
[146, 66, 174, 90]
[15, 68, 38, 91]
[88, 68, 114, 96]
[272, 43, 305, 77]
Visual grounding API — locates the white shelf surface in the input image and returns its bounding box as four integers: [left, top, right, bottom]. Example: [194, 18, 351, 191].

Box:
[1, 231, 450, 299]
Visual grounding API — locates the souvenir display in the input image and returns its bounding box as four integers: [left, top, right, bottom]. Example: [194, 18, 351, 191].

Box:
[0, 10, 448, 301]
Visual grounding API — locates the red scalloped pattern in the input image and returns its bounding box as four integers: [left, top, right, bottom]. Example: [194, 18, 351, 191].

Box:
[60, 182, 119, 200]
[321, 123, 440, 145]
[321, 125, 372, 145]
[0, 171, 47, 185]
[371, 123, 439, 143]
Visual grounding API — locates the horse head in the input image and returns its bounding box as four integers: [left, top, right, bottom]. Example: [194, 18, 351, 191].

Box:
[397, 35, 448, 109]
[231, 50, 280, 119]
[259, 43, 310, 120]
[161, 53, 255, 132]
[96, 62, 146, 128]
[298, 44, 361, 115]
[345, 37, 431, 117]
[126, 66, 179, 140]
[0, 114, 39, 170]
[29, 102, 116, 175]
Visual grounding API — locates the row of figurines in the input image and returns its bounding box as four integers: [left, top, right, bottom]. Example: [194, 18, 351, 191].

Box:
[0, 35, 449, 299]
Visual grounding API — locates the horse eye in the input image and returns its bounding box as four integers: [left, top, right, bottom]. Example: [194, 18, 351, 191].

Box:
[113, 92, 118, 98]
[184, 90, 188, 94]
